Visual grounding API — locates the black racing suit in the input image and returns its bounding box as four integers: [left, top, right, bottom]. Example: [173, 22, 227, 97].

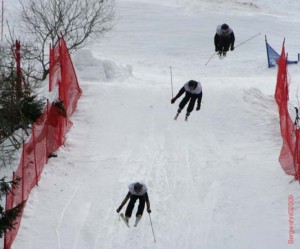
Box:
[125, 191, 150, 218]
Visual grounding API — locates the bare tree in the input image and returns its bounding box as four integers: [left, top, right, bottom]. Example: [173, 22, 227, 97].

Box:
[19, 0, 115, 80]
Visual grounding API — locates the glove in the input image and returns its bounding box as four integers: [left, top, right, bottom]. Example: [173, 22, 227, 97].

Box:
[196, 104, 201, 111]
[147, 208, 151, 213]
[230, 45, 234, 51]
[116, 207, 121, 213]
[171, 97, 177, 104]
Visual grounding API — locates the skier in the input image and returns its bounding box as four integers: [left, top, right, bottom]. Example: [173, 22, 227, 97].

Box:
[171, 80, 202, 121]
[214, 23, 235, 57]
[116, 182, 151, 227]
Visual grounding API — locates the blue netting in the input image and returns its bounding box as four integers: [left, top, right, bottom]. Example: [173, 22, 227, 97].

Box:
[266, 40, 298, 68]
[266, 41, 279, 67]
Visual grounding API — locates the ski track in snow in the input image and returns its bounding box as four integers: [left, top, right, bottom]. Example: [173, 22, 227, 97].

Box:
[56, 79, 280, 249]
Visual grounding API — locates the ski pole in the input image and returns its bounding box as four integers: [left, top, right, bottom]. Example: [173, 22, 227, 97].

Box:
[170, 66, 174, 98]
[235, 32, 261, 49]
[148, 213, 157, 243]
[205, 51, 217, 66]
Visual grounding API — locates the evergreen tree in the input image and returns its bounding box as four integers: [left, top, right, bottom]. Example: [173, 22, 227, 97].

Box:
[0, 177, 24, 238]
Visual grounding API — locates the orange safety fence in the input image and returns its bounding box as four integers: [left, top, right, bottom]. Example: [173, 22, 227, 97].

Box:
[274, 40, 300, 181]
[4, 36, 82, 249]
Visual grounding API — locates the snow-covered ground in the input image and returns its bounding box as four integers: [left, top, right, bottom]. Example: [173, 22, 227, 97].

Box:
[1, 0, 300, 248]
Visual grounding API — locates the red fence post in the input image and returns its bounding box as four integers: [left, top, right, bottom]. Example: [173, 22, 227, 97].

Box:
[1, 0, 3, 41]
[3, 35, 82, 249]
[15, 40, 22, 99]
[46, 100, 49, 164]
[4, 191, 7, 249]
[295, 129, 300, 181]
[49, 44, 52, 92]
[21, 146, 25, 202]
[32, 130, 39, 186]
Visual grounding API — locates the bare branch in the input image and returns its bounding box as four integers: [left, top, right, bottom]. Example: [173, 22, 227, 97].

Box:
[18, 0, 115, 80]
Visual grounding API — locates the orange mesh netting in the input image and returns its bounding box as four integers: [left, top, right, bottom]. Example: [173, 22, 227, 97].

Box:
[4, 36, 81, 249]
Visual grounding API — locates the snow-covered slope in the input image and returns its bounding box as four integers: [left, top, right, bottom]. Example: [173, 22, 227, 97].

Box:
[3, 0, 300, 248]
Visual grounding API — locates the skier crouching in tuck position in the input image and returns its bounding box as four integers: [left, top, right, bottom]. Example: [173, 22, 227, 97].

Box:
[171, 80, 203, 121]
[116, 182, 151, 226]
[214, 23, 235, 57]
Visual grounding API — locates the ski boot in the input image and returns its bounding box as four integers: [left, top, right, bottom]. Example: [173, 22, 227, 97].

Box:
[134, 214, 142, 227]
[174, 108, 182, 120]
[185, 112, 190, 121]
[120, 213, 130, 228]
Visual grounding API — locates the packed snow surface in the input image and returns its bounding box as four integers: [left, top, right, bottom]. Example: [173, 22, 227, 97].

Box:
[2, 0, 300, 248]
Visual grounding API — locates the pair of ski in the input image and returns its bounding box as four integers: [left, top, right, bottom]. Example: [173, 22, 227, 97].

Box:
[174, 113, 188, 121]
[120, 213, 141, 228]
[217, 51, 227, 59]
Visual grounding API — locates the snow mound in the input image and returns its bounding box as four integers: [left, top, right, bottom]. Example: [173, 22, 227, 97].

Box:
[73, 49, 132, 82]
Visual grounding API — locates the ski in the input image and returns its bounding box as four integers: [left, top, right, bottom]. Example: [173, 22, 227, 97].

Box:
[174, 114, 189, 121]
[218, 51, 227, 59]
[134, 215, 142, 227]
[120, 213, 130, 228]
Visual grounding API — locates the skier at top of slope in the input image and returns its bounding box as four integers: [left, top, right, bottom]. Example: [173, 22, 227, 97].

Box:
[116, 182, 151, 226]
[171, 80, 203, 121]
[214, 23, 235, 57]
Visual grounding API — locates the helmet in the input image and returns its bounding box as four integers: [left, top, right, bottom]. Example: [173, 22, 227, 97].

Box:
[188, 80, 197, 89]
[221, 23, 229, 30]
[134, 182, 142, 193]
